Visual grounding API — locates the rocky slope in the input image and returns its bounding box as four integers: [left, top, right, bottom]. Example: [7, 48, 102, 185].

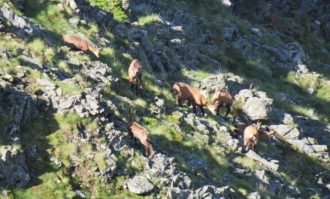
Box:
[0, 0, 329, 198]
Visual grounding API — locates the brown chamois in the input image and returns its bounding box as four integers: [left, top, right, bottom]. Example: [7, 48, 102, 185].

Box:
[128, 59, 143, 95]
[208, 90, 235, 121]
[63, 35, 100, 57]
[172, 82, 214, 116]
[242, 121, 262, 153]
[127, 110, 154, 158]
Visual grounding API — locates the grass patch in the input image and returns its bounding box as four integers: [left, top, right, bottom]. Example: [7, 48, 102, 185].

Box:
[87, 0, 128, 22]
[137, 14, 162, 26]
[25, 2, 71, 37]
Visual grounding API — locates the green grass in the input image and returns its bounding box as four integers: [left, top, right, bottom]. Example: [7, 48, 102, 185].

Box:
[137, 14, 162, 26]
[87, 0, 128, 22]
[2, 0, 329, 198]
[25, 3, 72, 37]
[55, 80, 82, 94]
[11, 172, 76, 199]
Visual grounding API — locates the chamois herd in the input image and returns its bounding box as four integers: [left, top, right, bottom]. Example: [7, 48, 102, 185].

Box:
[63, 35, 277, 159]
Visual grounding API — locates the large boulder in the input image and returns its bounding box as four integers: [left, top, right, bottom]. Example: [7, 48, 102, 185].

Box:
[242, 97, 271, 121]
[127, 175, 154, 194]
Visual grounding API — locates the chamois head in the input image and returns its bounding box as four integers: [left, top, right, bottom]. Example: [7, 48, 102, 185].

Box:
[255, 121, 261, 130]
[90, 45, 101, 57]
[133, 59, 143, 70]
[206, 103, 218, 115]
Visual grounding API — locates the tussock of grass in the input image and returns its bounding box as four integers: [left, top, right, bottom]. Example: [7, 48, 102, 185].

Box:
[137, 14, 162, 26]
[55, 80, 82, 94]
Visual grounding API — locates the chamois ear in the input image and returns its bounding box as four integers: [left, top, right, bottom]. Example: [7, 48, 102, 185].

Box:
[201, 88, 210, 99]
[256, 121, 261, 129]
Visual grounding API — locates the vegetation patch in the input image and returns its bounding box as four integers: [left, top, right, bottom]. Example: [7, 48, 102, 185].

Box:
[87, 0, 128, 22]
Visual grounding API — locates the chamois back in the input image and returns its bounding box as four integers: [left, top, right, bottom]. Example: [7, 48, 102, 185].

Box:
[172, 82, 208, 106]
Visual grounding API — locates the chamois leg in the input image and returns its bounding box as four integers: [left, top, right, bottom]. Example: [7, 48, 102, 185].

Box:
[216, 105, 220, 115]
[135, 84, 139, 96]
[141, 139, 154, 158]
[128, 128, 133, 139]
[192, 104, 197, 114]
[242, 139, 248, 153]
[137, 75, 142, 96]
[253, 142, 258, 153]
[200, 105, 205, 117]
[241, 144, 246, 153]
[177, 97, 183, 107]
[225, 104, 231, 118]
[147, 143, 154, 159]
[130, 83, 134, 91]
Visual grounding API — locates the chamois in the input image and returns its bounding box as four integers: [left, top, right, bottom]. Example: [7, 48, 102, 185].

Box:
[172, 82, 214, 116]
[63, 35, 100, 57]
[128, 59, 143, 95]
[127, 110, 154, 158]
[209, 90, 235, 121]
[242, 121, 262, 153]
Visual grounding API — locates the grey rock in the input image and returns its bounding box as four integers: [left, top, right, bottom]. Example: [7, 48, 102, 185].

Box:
[66, 0, 78, 10]
[250, 27, 262, 37]
[172, 173, 191, 189]
[191, 185, 235, 199]
[223, 25, 238, 41]
[270, 124, 301, 139]
[0, 3, 54, 44]
[72, 0, 115, 28]
[68, 17, 80, 28]
[36, 78, 56, 89]
[75, 190, 86, 198]
[0, 147, 30, 188]
[242, 97, 271, 121]
[245, 150, 279, 174]
[50, 156, 62, 167]
[312, 145, 328, 153]
[220, 0, 232, 7]
[255, 170, 269, 184]
[307, 87, 314, 94]
[247, 192, 261, 199]
[127, 175, 154, 194]
[122, 0, 130, 11]
[235, 89, 254, 101]
[3, 74, 14, 82]
[262, 42, 306, 68]
[167, 188, 191, 199]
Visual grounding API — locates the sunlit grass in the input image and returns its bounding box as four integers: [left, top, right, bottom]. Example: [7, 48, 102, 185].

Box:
[137, 14, 162, 26]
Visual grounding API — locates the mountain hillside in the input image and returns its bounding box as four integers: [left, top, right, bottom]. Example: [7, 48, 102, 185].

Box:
[0, 0, 329, 198]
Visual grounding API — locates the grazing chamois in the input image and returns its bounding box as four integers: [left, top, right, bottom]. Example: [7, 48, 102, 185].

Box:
[172, 82, 214, 116]
[63, 35, 100, 57]
[127, 109, 154, 158]
[208, 90, 235, 121]
[128, 59, 143, 95]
